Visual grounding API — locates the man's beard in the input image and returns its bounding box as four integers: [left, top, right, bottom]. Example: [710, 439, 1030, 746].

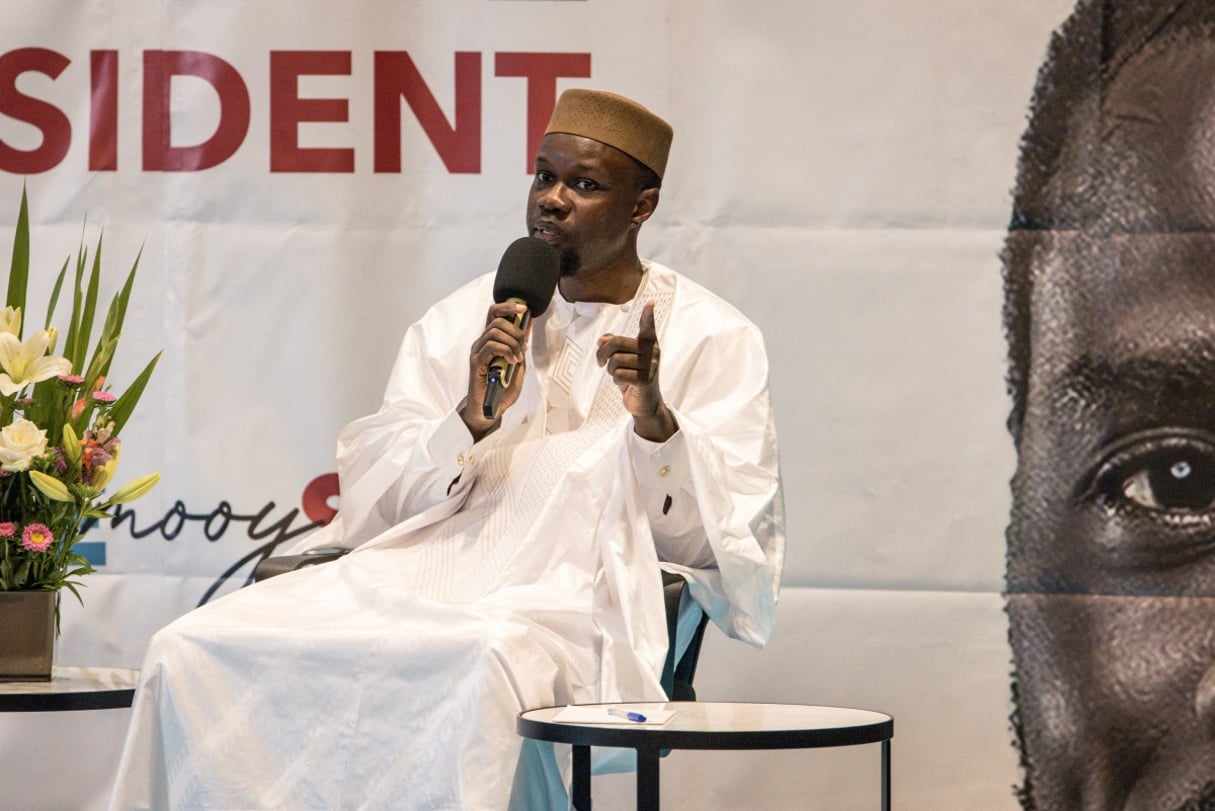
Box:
[559, 248, 580, 277]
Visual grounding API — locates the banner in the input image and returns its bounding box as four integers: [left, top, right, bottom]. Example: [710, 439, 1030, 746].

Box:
[0, 2, 1098, 808]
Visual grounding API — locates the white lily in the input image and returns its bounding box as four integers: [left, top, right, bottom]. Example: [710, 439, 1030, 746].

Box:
[0, 307, 20, 337]
[0, 329, 72, 396]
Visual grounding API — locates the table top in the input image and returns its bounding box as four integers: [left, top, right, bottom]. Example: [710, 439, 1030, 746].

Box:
[518, 701, 893, 751]
[0, 666, 139, 712]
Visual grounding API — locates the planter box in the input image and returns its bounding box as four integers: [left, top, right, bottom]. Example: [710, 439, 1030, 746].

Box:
[0, 590, 56, 681]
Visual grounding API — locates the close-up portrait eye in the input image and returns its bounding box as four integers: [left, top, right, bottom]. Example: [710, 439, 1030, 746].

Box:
[1093, 432, 1215, 513]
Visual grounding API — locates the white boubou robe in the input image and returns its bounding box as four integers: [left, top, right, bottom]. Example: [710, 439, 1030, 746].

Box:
[108, 260, 784, 811]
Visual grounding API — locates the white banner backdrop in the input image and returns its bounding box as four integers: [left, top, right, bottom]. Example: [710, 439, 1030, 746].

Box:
[0, 1, 1077, 808]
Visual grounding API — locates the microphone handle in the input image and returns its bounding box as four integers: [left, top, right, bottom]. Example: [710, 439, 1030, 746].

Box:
[481, 300, 530, 420]
[482, 376, 504, 420]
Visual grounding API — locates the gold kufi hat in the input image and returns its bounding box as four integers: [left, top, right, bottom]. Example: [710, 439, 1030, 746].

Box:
[544, 89, 673, 179]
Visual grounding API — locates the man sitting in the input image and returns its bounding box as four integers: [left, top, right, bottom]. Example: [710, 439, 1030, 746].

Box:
[108, 88, 785, 811]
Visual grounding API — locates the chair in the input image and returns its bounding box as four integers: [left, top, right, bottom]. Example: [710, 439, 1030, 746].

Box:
[660, 571, 710, 701]
[251, 549, 711, 701]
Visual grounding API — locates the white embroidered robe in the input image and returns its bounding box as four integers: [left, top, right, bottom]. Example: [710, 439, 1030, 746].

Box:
[108, 261, 784, 810]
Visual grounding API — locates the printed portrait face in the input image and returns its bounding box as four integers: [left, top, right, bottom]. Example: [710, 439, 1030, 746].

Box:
[1006, 6, 1215, 810]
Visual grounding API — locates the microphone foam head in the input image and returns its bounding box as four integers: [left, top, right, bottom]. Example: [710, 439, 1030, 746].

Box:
[493, 236, 562, 315]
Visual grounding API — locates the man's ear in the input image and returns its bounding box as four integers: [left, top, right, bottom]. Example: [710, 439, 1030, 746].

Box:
[631, 188, 660, 228]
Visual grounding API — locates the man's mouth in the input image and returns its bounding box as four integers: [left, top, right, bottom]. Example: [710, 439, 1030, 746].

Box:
[531, 222, 562, 244]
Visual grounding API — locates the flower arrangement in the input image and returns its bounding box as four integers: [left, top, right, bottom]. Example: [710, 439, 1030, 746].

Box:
[0, 187, 160, 604]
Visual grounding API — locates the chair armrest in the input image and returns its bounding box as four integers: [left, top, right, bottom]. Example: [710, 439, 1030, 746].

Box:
[251, 547, 351, 582]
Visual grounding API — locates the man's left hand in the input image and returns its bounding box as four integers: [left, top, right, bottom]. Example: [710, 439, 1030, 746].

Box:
[596, 300, 679, 442]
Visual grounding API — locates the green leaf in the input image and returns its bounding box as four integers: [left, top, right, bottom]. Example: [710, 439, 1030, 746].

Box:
[82, 335, 117, 388]
[92, 244, 143, 383]
[62, 581, 85, 606]
[73, 232, 103, 371]
[107, 350, 160, 434]
[44, 257, 69, 330]
[62, 236, 88, 372]
[7, 184, 30, 330]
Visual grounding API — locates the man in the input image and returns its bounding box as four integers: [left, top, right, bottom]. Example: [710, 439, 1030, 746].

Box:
[1005, 2, 1215, 809]
[108, 89, 784, 810]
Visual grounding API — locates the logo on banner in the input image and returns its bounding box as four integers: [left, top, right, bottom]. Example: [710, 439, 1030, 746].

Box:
[87, 472, 342, 604]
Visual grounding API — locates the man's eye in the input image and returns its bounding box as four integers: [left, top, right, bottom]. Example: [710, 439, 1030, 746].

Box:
[1095, 434, 1215, 512]
[574, 179, 598, 191]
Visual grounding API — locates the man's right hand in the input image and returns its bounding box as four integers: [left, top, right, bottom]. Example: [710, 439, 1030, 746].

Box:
[459, 300, 530, 441]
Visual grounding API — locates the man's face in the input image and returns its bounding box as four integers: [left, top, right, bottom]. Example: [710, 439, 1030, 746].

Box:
[525, 133, 649, 278]
[1009, 36, 1215, 811]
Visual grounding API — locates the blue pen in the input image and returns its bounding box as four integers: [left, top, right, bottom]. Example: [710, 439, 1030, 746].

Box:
[607, 708, 647, 723]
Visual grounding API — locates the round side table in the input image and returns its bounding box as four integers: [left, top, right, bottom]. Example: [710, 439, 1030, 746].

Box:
[0, 666, 138, 712]
[518, 701, 893, 811]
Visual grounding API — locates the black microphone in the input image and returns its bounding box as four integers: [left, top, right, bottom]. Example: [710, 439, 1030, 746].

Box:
[482, 236, 561, 419]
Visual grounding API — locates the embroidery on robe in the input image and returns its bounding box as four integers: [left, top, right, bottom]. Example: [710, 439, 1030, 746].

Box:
[396, 283, 674, 603]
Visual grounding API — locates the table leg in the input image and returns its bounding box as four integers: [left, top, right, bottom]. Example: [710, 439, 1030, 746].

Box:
[881, 739, 891, 811]
[572, 744, 591, 811]
[636, 745, 660, 811]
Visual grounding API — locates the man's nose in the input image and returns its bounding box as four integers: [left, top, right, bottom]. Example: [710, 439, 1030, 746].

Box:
[537, 183, 571, 215]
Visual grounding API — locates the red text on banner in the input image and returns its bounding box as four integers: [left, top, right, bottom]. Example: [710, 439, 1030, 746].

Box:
[0, 48, 592, 174]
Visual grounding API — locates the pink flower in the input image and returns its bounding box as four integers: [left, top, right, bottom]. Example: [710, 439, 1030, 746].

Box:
[0, 522, 15, 538]
[21, 523, 53, 553]
[91, 391, 117, 404]
[71, 376, 107, 419]
[57, 374, 85, 386]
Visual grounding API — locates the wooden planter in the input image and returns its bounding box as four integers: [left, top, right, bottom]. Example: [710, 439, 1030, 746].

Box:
[0, 590, 56, 681]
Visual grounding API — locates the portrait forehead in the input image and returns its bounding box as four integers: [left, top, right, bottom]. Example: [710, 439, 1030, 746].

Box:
[1061, 30, 1215, 233]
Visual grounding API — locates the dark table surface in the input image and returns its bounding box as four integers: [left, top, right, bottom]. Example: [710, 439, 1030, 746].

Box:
[0, 666, 138, 712]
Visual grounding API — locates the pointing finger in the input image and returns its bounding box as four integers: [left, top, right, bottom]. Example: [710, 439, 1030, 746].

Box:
[636, 301, 656, 383]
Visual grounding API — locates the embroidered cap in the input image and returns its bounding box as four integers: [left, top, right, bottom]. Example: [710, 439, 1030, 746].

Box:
[544, 89, 673, 180]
